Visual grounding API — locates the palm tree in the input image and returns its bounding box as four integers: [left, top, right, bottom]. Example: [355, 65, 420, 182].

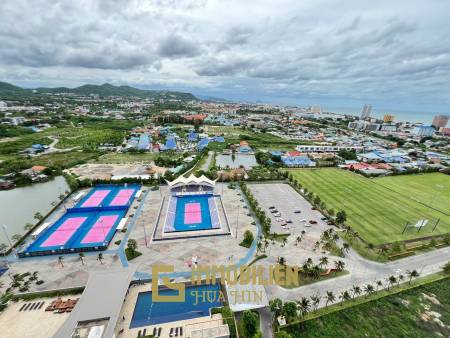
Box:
[334, 260, 345, 272]
[387, 276, 397, 291]
[406, 269, 419, 284]
[397, 274, 404, 287]
[366, 243, 375, 253]
[364, 284, 374, 297]
[310, 294, 320, 311]
[376, 280, 383, 291]
[324, 291, 335, 308]
[79, 253, 85, 265]
[352, 285, 361, 300]
[342, 243, 350, 254]
[58, 256, 64, 267]
[339, 290, 351, 306]
[314, 241, 321, 251]
[97, 253, 104, 264]
[319, 256, 328, 268]
[34, 212, 43, 221]
[282, 237, 287, 247]
[297, 297, 310, 318]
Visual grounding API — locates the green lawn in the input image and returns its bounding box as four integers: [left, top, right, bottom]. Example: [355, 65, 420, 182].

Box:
[95, 152, 157, 164]
[279, 276, 450, 338]
[289, 169, 450, 245]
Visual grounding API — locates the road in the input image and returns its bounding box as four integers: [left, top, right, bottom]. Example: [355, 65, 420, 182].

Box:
[264, 245, 449, 308]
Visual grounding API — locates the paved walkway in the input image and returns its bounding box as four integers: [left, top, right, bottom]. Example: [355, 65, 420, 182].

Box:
[200, 151, 214, 171]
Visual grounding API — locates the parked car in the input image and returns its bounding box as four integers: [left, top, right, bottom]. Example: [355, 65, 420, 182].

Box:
[274, 213, 281, 217]
[294, 210, 301, 214]
[304, 223, 311, 227]
[311, 207, 317, 210]
[300, 219, 307, 223]
[309, 220, 318, 224]
[270, 209, 278, 214]
[321, 217, 327, 221]
[286, 219, 293, 224]
[327, 220, 335, 225]
[269, 206, 276, 209]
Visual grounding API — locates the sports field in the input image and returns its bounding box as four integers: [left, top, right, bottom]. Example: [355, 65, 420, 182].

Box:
[289, 169, 450, 245]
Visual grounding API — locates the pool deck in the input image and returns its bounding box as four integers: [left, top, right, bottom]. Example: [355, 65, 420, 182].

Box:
[0, 296, 71, 338]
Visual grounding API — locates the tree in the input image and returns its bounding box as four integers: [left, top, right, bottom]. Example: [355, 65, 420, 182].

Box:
[12, 234, 22, 243]
[364, 284, 374, 297]
[127, 239, 137, 254]
[325, 291, 335, 308]
[334, 260, 345, 272]
[79, 253, 85, 265]
[297, 297, 310, 318]
[376, 280, 383, 291]
[34, 212, 43, 221]
[269, 298, 283, 319]
[319, 256, 328, 268]
[339, 290, 351, 305]
[282, 301, 297, 320]
[352, 285, 361, 300]
[24, 223, 34, 230]
[406, 269, 420, 284]
[277, 332, 293, 338]
[310, 294, 321, 311]
[366, 243, 375, 253]
[387, 276, 397, 291]
[242, 310, 259, 337]
[336, 210, 347, 224]
[342, 243, 350, 254]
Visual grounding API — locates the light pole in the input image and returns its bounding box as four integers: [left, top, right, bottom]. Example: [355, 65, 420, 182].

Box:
[2, 224, 16, 257]
[235, 204, 240, 239]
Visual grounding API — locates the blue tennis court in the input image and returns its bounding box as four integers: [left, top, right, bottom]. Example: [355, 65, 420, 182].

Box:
[164, 194, 221, 233]
[19, 184, 140, 257]
[23, 209, 126, 255]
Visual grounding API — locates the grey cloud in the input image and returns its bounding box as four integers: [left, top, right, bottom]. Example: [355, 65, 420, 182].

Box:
[157, 34, 202, 58]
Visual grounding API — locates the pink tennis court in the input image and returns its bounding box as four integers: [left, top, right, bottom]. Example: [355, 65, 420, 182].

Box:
[41, 217, 87, 247]
[81, 215, 119, 244]
[184, 203, 202, 224]
[109, 189, 135, 206]
[81, 190, 111, 207]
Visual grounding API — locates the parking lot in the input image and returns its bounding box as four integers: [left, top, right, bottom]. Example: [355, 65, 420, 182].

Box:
[248, 183, 331, 239]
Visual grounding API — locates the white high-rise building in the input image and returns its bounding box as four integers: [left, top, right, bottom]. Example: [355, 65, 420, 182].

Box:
[360, 104, 372, 120]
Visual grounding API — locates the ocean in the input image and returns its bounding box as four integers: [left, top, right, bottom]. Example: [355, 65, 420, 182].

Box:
[322, 106, 445, 124]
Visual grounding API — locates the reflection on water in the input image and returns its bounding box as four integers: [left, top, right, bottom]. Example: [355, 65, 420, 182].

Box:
[0, 176, 69, 245]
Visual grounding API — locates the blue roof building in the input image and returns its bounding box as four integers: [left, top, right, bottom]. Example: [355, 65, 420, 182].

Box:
[198, 138, 210, 150]
[188, 131, 198, 142]
[137, 134, 151, 151]
[212, 136, 225, 143]
[164, 137, 177, 151]
[281, 155, 315, 167]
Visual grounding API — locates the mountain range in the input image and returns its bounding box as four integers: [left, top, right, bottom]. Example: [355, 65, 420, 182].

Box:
[0, 82, 197, 100]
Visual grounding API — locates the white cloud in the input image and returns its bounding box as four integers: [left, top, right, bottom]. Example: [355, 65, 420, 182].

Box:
[0, 0, 449, 110]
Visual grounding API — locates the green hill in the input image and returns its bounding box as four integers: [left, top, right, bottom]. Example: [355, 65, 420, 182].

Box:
[0, 81, 197, 100]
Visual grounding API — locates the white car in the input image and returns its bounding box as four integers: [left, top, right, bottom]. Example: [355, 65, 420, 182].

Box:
[304, 223, 311, 227]
[300, 219, 307, 223]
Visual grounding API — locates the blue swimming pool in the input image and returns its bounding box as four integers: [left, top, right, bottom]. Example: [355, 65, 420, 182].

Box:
[130, 284, 223, 328]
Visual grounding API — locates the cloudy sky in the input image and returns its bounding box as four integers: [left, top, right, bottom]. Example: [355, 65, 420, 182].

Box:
[1, 0, 450, 113]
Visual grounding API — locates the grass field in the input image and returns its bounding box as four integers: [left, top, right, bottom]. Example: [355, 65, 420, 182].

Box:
[95, 152, 158, 164]
[279, 276, 450, 337]
[289, 169, 450, 245]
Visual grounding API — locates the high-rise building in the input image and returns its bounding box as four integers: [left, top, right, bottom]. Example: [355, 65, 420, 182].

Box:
[431, 115, 449, 129]
[413, 126, 435, 137]
[360, 104, 372, 120]
[383, 114, 395, 123]
[311, 105, 321, 114]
